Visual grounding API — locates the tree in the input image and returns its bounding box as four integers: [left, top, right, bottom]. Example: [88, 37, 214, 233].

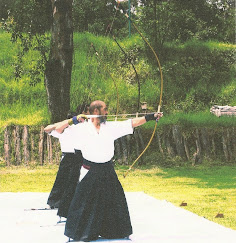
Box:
[138, 0, 235, 48]
[45, 0, 73, 122]
[3, 0, 52, 85]
[0, 0, 14, 20]
[171, 0, 235, 42]
[206, 0, 235, 42]
[73, 0, 128, 37]
[137, 0, 175, 51]
[3, 0, 130, 122]
[4, 0, 73, 122]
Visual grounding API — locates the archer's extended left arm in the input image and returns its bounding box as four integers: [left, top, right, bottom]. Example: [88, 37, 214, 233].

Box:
[131, 112, 163, 128]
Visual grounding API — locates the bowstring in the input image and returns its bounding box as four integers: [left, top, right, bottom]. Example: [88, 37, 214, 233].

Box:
[112, 35, 141, 112]
[115, 3, 164, 177]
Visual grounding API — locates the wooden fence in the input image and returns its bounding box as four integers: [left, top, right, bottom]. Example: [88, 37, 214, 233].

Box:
[1, 125, 235, 166]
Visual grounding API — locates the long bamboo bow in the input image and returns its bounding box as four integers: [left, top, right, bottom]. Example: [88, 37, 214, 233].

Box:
[115, 2, 164, 177]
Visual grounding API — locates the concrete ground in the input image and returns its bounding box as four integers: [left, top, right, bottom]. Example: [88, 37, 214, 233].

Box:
[0, 192, 235, 243]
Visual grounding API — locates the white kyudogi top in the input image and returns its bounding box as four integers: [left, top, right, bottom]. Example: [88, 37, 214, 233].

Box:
[50, 125, 76, 153]
[71, 119, 133, 163]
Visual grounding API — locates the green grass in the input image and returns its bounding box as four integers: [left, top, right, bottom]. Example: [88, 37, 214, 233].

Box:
[1, 164, 235, 230]
[118, 165, 236, 230]
[0, 103, 49, 128]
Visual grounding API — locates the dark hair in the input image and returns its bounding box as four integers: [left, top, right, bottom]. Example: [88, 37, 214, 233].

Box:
[89, 100, 104, 114]
[67, 111, 77, 119]
[76, 103, 90, 114]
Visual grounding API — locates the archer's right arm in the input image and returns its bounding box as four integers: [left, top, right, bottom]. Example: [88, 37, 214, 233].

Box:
[44, 121, 63, 133]
[44, 114, 88, 134]
[55, 120, 70, 133]
[54, 114, 88, 133]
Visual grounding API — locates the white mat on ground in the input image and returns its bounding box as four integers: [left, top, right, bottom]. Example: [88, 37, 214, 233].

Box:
[0, 192, 235, 243]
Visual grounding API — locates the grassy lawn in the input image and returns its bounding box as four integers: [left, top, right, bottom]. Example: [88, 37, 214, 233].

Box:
[0, 164, 235, 230]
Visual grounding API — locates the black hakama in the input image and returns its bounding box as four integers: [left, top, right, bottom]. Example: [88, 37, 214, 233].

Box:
[64, 160, 133, 242]
[47, 152, 82, 209]
[57, 150, 83, 218]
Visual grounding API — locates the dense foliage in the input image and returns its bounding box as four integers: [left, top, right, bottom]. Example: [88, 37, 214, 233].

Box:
[138, 0, 235, 48]
[0, 1, 235, 125]
[0, 31, 235, 127]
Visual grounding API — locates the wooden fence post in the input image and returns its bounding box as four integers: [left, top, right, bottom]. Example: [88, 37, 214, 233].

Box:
[156, 133, 164, 155]
[47, 134, 53, 163]
[166, 135, 175, 157]
[193, 129, 202, 166]
[126, 134, 131, 159]
[39, 126, 45, 165]
[201, 128, 210, 157]
[222, 128, 229, 161]
[183, 134, 190, 161]
[30, 131, 35, 162]
[226, 128, 233, 161]
[137, 129, 145, 152]
[172, 125, 186, 159]
[53, 138, 61, 164]
[114, 139, 122, 164]
[134, 129, 143, 164]
[4, 127, 11, 166]
[22, 125, 30, 165]
[13, 125, 21, 165]
[211, 137, 216, 158]
[232, 128, 236, 162]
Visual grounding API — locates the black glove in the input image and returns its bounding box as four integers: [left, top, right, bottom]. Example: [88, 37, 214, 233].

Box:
[145, 113, 156, 122]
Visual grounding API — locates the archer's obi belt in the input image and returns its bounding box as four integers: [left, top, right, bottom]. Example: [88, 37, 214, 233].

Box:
[82, 159, 113, 171]
[79, 159, 114, 182]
